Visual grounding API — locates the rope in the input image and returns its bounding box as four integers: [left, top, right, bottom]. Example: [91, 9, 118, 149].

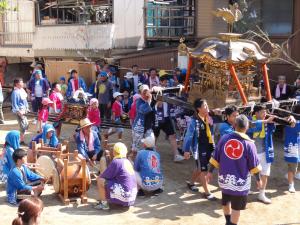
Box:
[151, 86, 164, 100]
[271, 99, 280, 114]
[177, 84, 184, 97]
[248, 101, 256, 113]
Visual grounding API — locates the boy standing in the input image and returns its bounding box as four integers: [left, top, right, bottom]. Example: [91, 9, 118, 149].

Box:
[105, 92, 124, 141]
[59, 76, 68, 97]
[11, 78, 30, 144]
[96, 71, 113, 119]
[284, 105, 300, 192]
[248, 105, 275, 204]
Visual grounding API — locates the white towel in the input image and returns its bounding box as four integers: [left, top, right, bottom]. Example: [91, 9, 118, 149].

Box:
[275, 84, 286, 98]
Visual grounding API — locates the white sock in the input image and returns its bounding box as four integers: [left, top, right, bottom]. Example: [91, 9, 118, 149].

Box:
[289, 182, 294, 188]
[259, 189, 265, 196]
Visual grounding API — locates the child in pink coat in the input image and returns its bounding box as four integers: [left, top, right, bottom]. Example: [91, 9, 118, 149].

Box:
[49, 82, 64, 113]
[129, 94, 141, 125]
[87, 98, 101, 136]
[37, 98, 53, 133]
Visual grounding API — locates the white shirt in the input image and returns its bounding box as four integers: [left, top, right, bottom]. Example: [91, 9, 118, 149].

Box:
[35, 81, 43, 97]
[133, 75, 139, 93]
[163, 102, 169, 117]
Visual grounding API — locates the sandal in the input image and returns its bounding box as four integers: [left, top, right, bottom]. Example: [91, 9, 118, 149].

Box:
[204, 193, 216, 201]
[186, 181, 199, 192]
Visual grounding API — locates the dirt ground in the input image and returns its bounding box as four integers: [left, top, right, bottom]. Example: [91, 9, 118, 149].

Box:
[0, 112, 299, 225]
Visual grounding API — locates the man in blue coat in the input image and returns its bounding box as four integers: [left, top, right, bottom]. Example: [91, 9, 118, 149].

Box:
[75, 118, 102, 166]
[28, 70, 49, 114]
[183, 98, 215, 200]
[66, 70, 87, 98]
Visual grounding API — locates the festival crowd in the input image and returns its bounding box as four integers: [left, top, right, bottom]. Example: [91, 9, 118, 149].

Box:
[0, 62, 300, 225]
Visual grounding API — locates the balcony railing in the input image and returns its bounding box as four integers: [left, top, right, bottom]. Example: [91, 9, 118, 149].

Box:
[145, 2, 195, 40]
[0, 32, 33, 46]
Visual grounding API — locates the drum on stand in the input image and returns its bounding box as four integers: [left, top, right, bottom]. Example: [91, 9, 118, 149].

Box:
[52, 168, 61, 194]
[36, 155, 56, 180]
[52, 164, 91, 197]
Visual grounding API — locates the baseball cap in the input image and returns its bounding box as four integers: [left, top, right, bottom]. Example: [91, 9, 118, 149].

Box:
[34, 70, 42, 76]
[113, 92, 123, 99]
[42, 98, 53, 105]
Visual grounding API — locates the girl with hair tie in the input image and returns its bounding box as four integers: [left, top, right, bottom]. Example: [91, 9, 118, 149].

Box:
[12, 197, 44, 225]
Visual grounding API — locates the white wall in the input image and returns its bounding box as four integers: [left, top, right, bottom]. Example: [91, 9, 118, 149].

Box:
[33, 24, 114, 50]
[113, 0, 144, 49]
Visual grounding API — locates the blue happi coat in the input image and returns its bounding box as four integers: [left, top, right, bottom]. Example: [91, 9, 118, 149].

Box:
[75, 130, 101, 160]
[2, 131, 20, 177]
[66, 77, 87, 97]
[132, 98, 153, 134]
[248, 120, 276, 163]
[284, 121, 300, 163]
[6, 165, 41, 205]
[29, 124, 59, 149]
[182, 116, 214, 159]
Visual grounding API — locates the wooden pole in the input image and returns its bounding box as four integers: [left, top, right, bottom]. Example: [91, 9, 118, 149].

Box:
[229, 64, 248, 105]
[262, 63, 272, 101]
[32, 141, 37, 163]
[81, 158, 86, 203]
[184, 55, 193, 93]
[63, 158, 68, 203]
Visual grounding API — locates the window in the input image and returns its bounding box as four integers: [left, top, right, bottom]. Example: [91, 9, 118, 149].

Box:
[36, 0, 113, 26]
[145, 0, 195, 40]
[261, 0, 293, 35]
[233, 0, 293, 36]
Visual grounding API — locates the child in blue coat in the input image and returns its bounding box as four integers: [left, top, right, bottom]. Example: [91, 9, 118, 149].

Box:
[284, 105, 300, 192]
[0, 131, 20, 184]
[6, 149, 45, 205]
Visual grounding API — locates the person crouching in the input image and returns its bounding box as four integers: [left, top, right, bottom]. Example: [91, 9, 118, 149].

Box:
[95, 142, 137, 210]
[134, 132, 163, 197]
[75, 118, 102, 167]
[6, 149, 46, 205]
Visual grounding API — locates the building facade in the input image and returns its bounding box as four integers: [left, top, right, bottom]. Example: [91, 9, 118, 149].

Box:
[0, 0, 299, 84]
